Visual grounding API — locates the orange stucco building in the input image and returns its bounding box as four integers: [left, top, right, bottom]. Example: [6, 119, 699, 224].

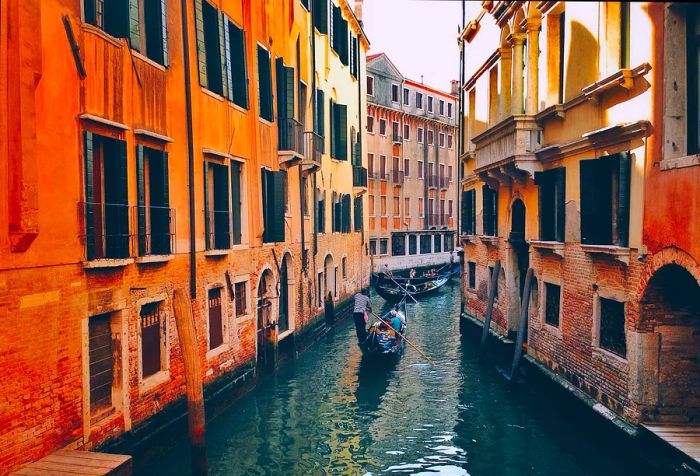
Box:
[0, 0, 368, 472]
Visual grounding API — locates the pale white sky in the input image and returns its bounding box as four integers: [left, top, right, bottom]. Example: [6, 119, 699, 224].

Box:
[357, 0, 464, 93]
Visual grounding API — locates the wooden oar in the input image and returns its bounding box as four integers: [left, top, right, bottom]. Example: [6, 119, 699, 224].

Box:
[369, 310, 437, 366]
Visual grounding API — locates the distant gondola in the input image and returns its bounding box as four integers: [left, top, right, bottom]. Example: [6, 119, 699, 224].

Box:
[371, 272, 450, 302]
[360, 298, 407, 359]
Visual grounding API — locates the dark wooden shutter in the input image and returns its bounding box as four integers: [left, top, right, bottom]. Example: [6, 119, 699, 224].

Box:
[313, 0, 328, 34]
[230, 161, 242, 245]
[555, 167, 566, 242]
[270, 171, 286, 242]
[258, 46, 272, 121]
[482, 185, 493, 236]
[85, 0, 98, 26]
[208, 288, 223, 350]
[230, 22, 248, 108]
[89, 314, 113, 414]
[329, 99, 336, 158]
[470, 190, 476, 234]
[261, 169, 269, 242]
[580, 159, 611, 244]
[213, 163, 230, 249]
[354, 196, 363, 231]
[337, 104, 347, 160]
[616, 152, 631, 247]
[160, 0, 168, 66]
[128, 0, 140, 51]
[276, 58, 286, 146]
[194, 0, 208, 87]
[155, 151, 170, 255]
[136, 145, 146, 255]
[223, 15, 233, 100]
[316, 89, 325, 150]
[285, 66, 295, 119]
[114, 139, 129, 258]
[204, 161, 210, 249]
[83, 132, 95, 260]
[461, 190, 468, 234]
[343, 194, 351, 232]
[218, 12, 229, 99]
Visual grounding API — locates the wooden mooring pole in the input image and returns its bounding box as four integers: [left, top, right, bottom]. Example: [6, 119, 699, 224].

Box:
[478, 259, 501, 360]
[510, 268, 533, 381]
[173, 289, 209, 475]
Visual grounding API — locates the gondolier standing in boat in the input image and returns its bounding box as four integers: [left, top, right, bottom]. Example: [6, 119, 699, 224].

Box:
[353, 289, 371, 344]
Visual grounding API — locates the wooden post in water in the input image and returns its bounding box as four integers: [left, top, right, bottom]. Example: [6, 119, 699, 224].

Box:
[510, 268, 533, 381]
[478, 259, 501, 360]
[173, 288, 209, 476]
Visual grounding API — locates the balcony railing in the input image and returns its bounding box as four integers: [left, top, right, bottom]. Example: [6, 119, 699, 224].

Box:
[368, 168, 377, 179]
[353, 166, 368, 188]
[137, 205, 175, 256]
[472, 114, 541, 173]
[428, 174, 439, 188]
[426, 213, 451, 227]
[303, 131, 323, 172]
[440, 175, 450, 189]
[81, 202, 134, 261]
[205, 209, 232, 251]
[392, 134, 402, 144]
[377, 170, 390, 181]
[278, 118, 304, 165]
[391, 170, 405, 185]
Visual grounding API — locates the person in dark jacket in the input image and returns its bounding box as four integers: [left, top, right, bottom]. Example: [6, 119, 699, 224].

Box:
[324, 291, 335, 324]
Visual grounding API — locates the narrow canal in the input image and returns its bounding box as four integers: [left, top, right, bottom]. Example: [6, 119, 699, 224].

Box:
[138, 284, 654, 475]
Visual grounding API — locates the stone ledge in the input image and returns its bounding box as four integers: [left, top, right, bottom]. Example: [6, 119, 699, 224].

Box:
[479, 235, 499, 246]
[531, 240, 565, 258]
[82, 258, 134, 269]
[581, 244, 631, 265]
[660, 154, 700, 171]
[204, 249, 229, 258]
[135, 254, 174, 265]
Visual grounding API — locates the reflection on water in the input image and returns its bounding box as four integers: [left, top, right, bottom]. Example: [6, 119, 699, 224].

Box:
[137, 284, 653, 476]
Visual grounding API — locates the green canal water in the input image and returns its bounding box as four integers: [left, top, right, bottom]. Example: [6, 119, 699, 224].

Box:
[138, 284, 656, 475]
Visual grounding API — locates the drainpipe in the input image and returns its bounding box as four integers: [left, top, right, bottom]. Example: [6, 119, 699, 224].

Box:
[181, 0, 197, 298]
[457, 0, 465, 243]
[311, 0, 318, 258]
[357, 42, 364, 246]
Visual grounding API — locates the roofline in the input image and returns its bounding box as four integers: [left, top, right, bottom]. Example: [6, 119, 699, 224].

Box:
[404, 79, 457, 99]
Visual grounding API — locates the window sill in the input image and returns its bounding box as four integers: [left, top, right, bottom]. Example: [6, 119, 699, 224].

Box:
[139, 369, 170, 395]
[660, 153, 700, 171]
[136, 254, 174, 265]
[542, 321, 563, 338]
[131, 50, 167, 71]
[207, 343, 230, 361]
[258, 117, 274, 127]
[581, 244, 630, 265]
[531, 240, 565, 258]
[81, 23, 123, 47]
[204, 249, 229, 258]
[236, 313, 254, 323]
[201, 87, 225, 102]
[83, 258, 134, 269]
[592, 347, 628, 370]
[479, 235, 499, 246]
[278, 329, 294, 341]
[228, 101, 250, 114]
[231, 243, 250, 251]
[461, 234, 479, 244]
[79, 113, 129, 131]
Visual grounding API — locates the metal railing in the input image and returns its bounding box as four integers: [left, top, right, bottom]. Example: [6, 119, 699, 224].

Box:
[377, 170, 390, 181]
[428, 174, 439, 188]
[353, 166, 368, 187]
[392, 134, 402, 144]
[303, 131, 323, 168]
[391, 170, 405, 185]
[81, 202, 134, 260]
[206, 209, 232, 251]
[440, 175, 450, 189]
[137, 205, 175, 256]
[278, 117, 304, 156]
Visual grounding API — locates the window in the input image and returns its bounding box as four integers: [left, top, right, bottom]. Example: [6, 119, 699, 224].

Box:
[332, 193, 351, 233]
[535, 167, 566, 242]
[688, 6, 700, 154]
[140, 301, 166, 379]
[482, 185, 498, 237]
[418, 197, 424, 216]
[448, 200, 453, 217]
[393, 196, 400, 216]
[404, 197, 410, 216]
[368, 194, 375, 216]
[331, 6, 350, 66]
[261, 169, 286, 243]
[204, 161, 230, 250]
[367, 75, 375, 96]
[392, 84, 399, 102]
[350, 35, 359, 78]
[599, 298, 626, 358]
[447, 134, 453, 149]
[462, 189, 476, 234]
[428, 96, 434, 112]
[368, 153, 375, 175]
[88, 313, 114, 416]
[302, 175, 310, 216]
[329, 100, 348, 160]
[434, 234, 442, 253]
[544, 282, 561, 327]
[408, 235, 417, 255]
[379, 238, 388, 255]
[367, 115, 374, 133]
[227, 20, 249, 108]
[439, 133, 445, 147]
[354, 196, 363, 231]
[317, 271, 324, 307]
[199, 1, 224, 95]
[579, 154, 630, 246]
[83, 132, 130, 260]
[419, 235, 431, 254]
[380, 195, 387, 216]
[342, 257, 347, 278]
[448, 165, 453, 181]
[137, 146, 172, 256]
[257, 46, 273, 121]
[380, 155, 387, 178]
[392, 233, 406, 256]
[404, 158, 410, 177]
[403, 88, 409, 105]
[403, 124, 410, 141]
[208, 287, 224, 350]
[418, 127, 424, 144]
[427, 130, 434, 145]
[313, 0, 328, 33]
[468, 262, 476, 289]
[369, 239, 377, 256]
[379, 119, 387, 136]
[317, 188, 326, 233]
[439, 99, 445, 115]
[234, 281, 247, 316]
[448, 103, 453, 118]
[418, 161, 424, 179]
[392, 121, 400, 142]
[416, 92, 423, 109]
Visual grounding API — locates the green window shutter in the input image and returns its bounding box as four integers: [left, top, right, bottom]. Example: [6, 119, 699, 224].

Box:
[218, 12, 229, 99]
[555, 167, 566, 243]
[354, 196, 363, 231]
[136, 145, 146, 255]
[157, 150, 171, 254]
[343, 194, 351, 232]
[258, 46, 272, 121]
[115, 139, 130, 258]
[285, 66, 295, 119]
[230, 161, 242, 245]
[194, 0, 208, 87]
[128, 0, 140, 51]
[616, 152, 631, 247]
[329, 99, 336, 158]
[223, 15, 233, 100]
[461, 191, 468, 234]
[84, 0, 98, 26]
[482, 185, 493, 236]
[276, 58, 286, 146]
[83, 132, 95, 260]
[314, 0, 328, 34]
[204, 161, 210, 249]
[534, 171, 551, 240]
[213, 163, 230, 249]
[270, 171, 286, 242]
[337, 104, 347, 160]
[160, 0, 169, 66]
[261, 169, 269, 242]
[316, 89, 326, 140]
[230, 23, 248, 108]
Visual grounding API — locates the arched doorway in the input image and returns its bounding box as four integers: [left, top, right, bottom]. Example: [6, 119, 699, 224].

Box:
[324, 254, 335, 301]
[278, 254, 291, 334]
[257, 269, 275, 369]
[640, 264, 700, 422]
[507, 199, 529, 332]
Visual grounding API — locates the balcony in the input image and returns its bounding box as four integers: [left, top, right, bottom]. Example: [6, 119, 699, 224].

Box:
[439, 175, 450, 189]
[428, 174, 439, 189]
[137, 205, 176, 257]
[376, 170, 390, 181]
[205, 209, 232, 253]
[81, 202, 135, 265]
[392, 134, 402, 144]
[302, 131, 323, 175]
[278, 118, 304, 168]
[353, 166, 368, 191]
[391, 170, 405, 185]
[472, 114, 541, 185]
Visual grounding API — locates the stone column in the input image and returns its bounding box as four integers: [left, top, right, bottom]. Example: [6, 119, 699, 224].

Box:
[511, 32, 526, 116]
[498, 46, 512, 121]
[525, 19, 542, 115]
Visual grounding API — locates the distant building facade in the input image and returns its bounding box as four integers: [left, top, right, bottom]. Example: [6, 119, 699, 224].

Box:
[366, 53, 458, 271]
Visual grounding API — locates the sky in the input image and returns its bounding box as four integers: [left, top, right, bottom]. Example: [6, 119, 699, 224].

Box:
[356, 0, 464, 93]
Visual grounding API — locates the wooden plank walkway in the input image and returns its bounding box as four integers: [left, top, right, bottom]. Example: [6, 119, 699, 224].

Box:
[11, 449, 131, 476]
[642, 423, 700, 465]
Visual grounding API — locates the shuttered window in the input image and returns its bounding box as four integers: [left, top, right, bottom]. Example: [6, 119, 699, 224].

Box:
[227, 20, 249, 108]
[354, 196, 363, 231]
[534, 167, 566, 242]
[599, 298, 626, 358]
[313, 0, 328, 34]
[89, 313, 113, 416]
[136, 146, 171, 256]
[84, 0, 138, 48]
[261, 169, 286, 243]
[195, 0, 224, 95]
[208, 288, 224, 350]
[83, 132, 130, 260]
[482, 186, 498, 237]
[408, 235, 417, 255]
[392, 234, 406, 256]
[204, 161, 231, 250]
[315, 89, 326, 151]
[143, 0, 168, 65]
[140, 302, 164, 378]
[330, 102, 348, 160]
[342, 194, 351, 232]
[234, 282, 247, 316]
[230, 161, 243, 245]
[579, 153, 630, 246]
[257, 46, 273, 121]
[317, 189, 326, 233]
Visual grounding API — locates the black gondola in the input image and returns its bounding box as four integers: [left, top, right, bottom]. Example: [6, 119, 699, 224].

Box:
[371, 272, 450, 302]
[359, 298, 407, 358]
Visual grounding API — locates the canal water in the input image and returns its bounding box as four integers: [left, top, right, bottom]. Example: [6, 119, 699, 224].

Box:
[138, 284, 655, 475]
